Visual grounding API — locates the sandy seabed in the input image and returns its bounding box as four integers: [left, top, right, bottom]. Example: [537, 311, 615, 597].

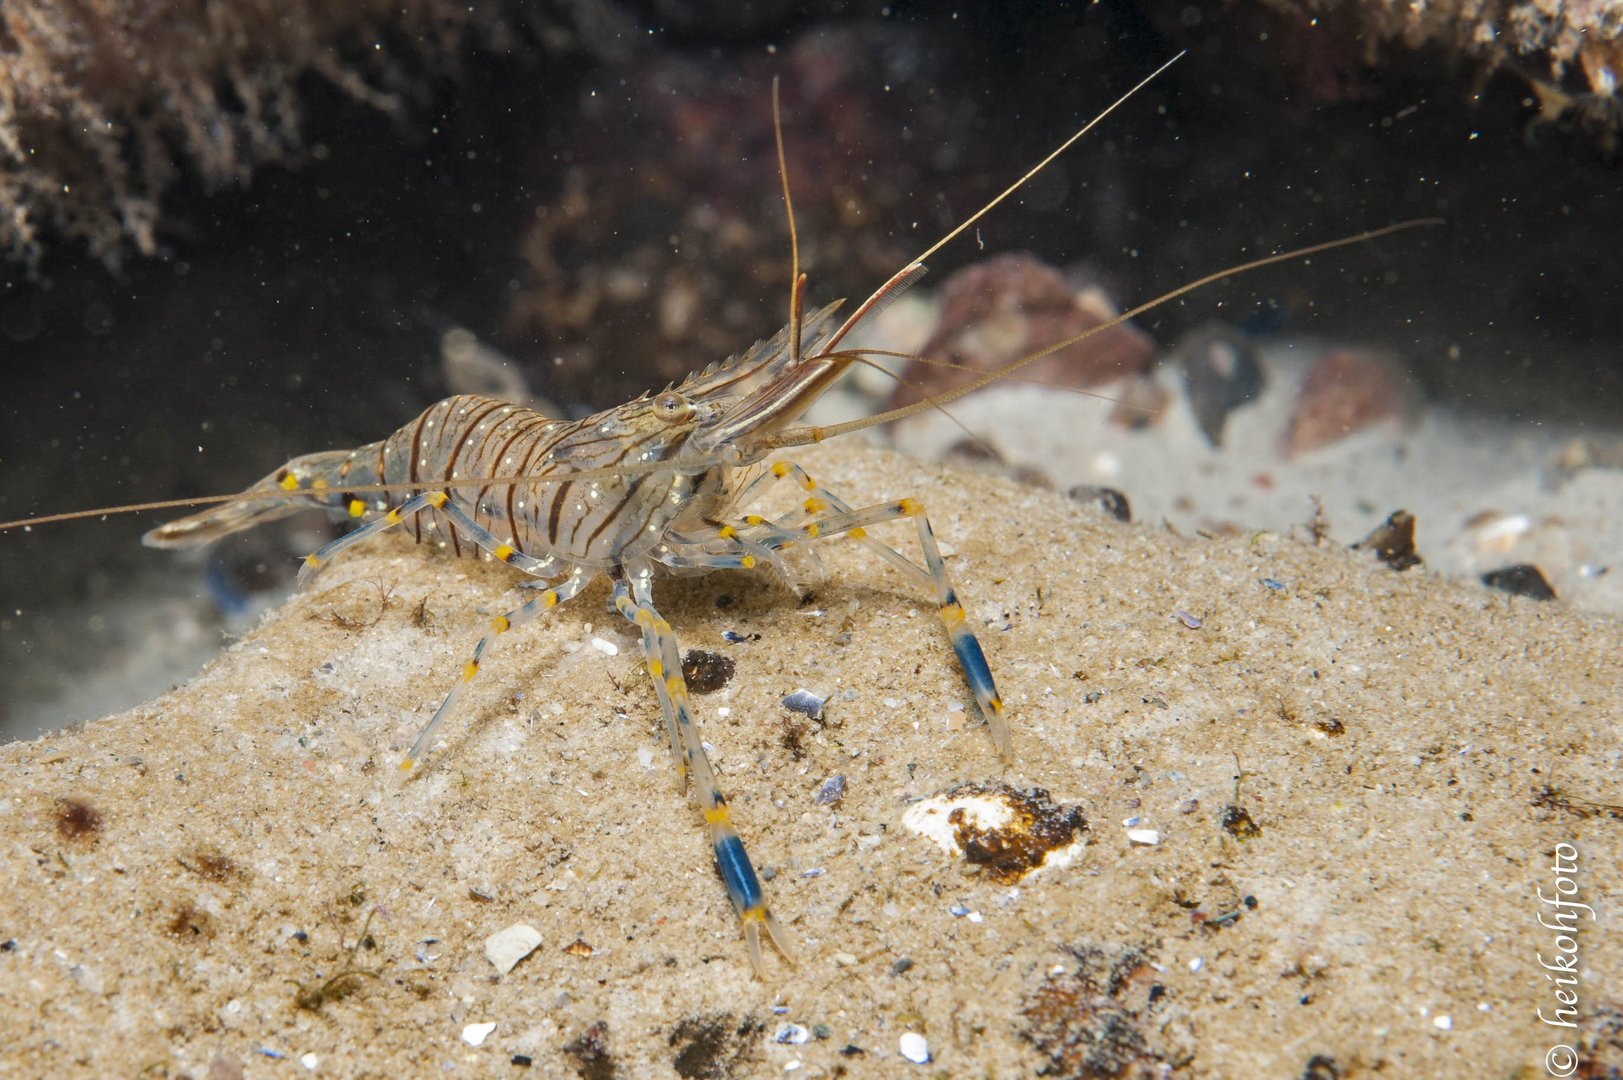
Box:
[2, 442, 1618, 1078]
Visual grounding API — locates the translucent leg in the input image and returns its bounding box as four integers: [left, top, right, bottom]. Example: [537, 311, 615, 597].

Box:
[297, 489, 559, 588]
[401, 565, 592, 770]
[610, 573, 793, 976]
[658, 461, 1011, 756]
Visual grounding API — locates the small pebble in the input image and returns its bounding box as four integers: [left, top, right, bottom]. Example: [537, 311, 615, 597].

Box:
[782, 689, 826, 719]
[1188, 957, 1203, 972]
[1433, 1015, 1453, 1030]
[899, 1032, 931, 1064]
[1481, 564, 1556, 600]
[775, 1024, 810, 1045]
[1126, 828, 1161, 846]
[484, 924, 542, 975]
[1067, 483, 1132, 522]
[682, 649, 736, 693]
[1174, 609, 1203, 630]
[1177, 321, 1265, 447]
[462, 1021, 497, 1047]
[589, 636, 619, 656]
[1262, 577, 1285, 590]
[299, 1053, 319, 1071]
[949, 903, 972, 918]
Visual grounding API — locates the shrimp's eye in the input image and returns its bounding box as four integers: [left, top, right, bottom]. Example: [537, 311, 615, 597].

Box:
[654, 391, 692, 423]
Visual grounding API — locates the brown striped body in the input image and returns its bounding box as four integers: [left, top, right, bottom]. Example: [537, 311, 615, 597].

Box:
[352, 393, 722, 568]
[141, 302, 848, 571]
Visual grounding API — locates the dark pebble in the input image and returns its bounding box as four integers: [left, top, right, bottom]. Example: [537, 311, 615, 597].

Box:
[1481, 564, 1556, 600]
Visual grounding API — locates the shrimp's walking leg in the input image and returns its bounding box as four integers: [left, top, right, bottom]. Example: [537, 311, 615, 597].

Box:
[610, 573, 793, 976]
[297, 490, 555, 587]
[668, 461, 1010, 756]
[402, 565, 593, 770]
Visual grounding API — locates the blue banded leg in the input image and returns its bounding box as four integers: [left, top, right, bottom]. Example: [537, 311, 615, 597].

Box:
[610, 572, 793, 976]
[754, 461, 1012, 757]
[401, 565, 592, 771]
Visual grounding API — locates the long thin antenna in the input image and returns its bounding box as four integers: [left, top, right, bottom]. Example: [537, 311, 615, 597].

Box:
[766, 218, 1445, 448]
[0, 494, 276, 532]
[772, 78, 808, 365]
[823, 50, 1186, 355]
[911, 50, 1186, 271]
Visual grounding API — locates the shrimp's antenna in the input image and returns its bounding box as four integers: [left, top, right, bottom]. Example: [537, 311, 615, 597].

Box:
[824, 50, 1188, 354]
[773, 77, 809, 367]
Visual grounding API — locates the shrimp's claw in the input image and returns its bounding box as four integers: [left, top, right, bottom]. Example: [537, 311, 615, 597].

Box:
[141, 492, 305, 549]
[742, 904, 796, 977]
[142, 449, 358, 548]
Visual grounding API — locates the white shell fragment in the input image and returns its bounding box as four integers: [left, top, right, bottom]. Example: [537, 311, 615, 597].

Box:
[781, 688, 826, 719]
[901, 781, 1087, 882]
[462, 1021, 497, 1046]
[904, 793, 1013, 856]
[589, 636, 619, 656]
[899, 1032, 931, 1064]
[774, 1023, 810, 1044]
[1126, 828, 1161, 846]
[484, 923, 542, 975]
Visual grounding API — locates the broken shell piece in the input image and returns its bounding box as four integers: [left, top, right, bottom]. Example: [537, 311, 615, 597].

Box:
[899, 1032, 932, 1064]
[814, 774, 847, 806]
[1353, 510, 1423, 571]
[462, 1021, 497, 1047]
[1126, 828, 1161, 846]
[902, 781, 1087, 884]
[484, 923, 542, 975]
[781, 689, 826, 720]
[1469, 512, 1532, 554]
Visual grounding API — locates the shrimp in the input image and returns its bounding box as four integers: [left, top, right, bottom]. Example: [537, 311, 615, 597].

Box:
[0, 55, 1436, 976]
